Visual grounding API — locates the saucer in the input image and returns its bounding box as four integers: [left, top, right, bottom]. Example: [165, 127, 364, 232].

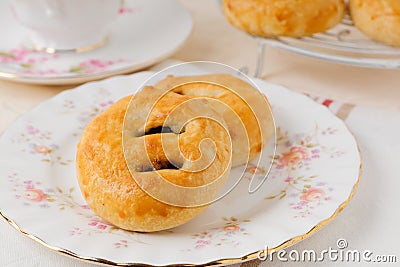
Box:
[0, 71, 361, 266]
[0, 0, 192, 85]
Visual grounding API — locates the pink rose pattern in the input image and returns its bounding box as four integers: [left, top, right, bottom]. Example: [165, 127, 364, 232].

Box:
[11, 88, 114, 164]
[69, 59, 125, 75]
[262, 126, 342, 218]
[23, 189, 47, 202]
[8, 173, 143, 248]
[0, 47, 127, 77]
[119, 0, 140, 14]
[189, 217, 250, 250]
[11, 124, 72, 165]
[114, 240, 129, 249]
[9, 173, 56, 208]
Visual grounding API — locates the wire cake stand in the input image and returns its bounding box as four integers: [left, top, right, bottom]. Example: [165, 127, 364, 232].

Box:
[253, 13, 400, 77]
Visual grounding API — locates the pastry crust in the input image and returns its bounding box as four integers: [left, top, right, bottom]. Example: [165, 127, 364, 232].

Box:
[222, 0, 345, 37]
[76, 89, 231, 232]
[350, 0, 400, 47]
[155, 74, 274, 167]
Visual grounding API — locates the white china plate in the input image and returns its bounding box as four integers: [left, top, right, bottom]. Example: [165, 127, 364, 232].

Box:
[0, 0, 192, 85]
[0, 71, 361, 266]
[260, 14, 400, 69]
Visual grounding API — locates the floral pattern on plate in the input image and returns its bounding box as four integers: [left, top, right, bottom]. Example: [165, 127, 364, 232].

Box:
[0, 46, 127, 76]
[189, 217, 251, 250]
[264, 126, 345, 218]
[0, 73, 361, 266]
[11, 124, 72, 165]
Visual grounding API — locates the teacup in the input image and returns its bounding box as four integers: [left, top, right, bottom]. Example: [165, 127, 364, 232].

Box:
[9, 0, 120, 52]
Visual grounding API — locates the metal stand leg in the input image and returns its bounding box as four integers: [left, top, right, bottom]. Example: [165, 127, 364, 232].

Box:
[254, 38, 266, 78]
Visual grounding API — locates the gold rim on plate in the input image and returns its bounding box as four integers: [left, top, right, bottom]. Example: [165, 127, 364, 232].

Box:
[0, 143, 362, 267]
[33, 37, 109, 54]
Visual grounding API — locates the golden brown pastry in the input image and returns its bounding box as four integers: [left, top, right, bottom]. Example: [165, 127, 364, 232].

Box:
[155, 74, 274, 167]
[76, 89, 231, 232]
[349, 0, 400, 47]
[222, 0, 345, 37]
